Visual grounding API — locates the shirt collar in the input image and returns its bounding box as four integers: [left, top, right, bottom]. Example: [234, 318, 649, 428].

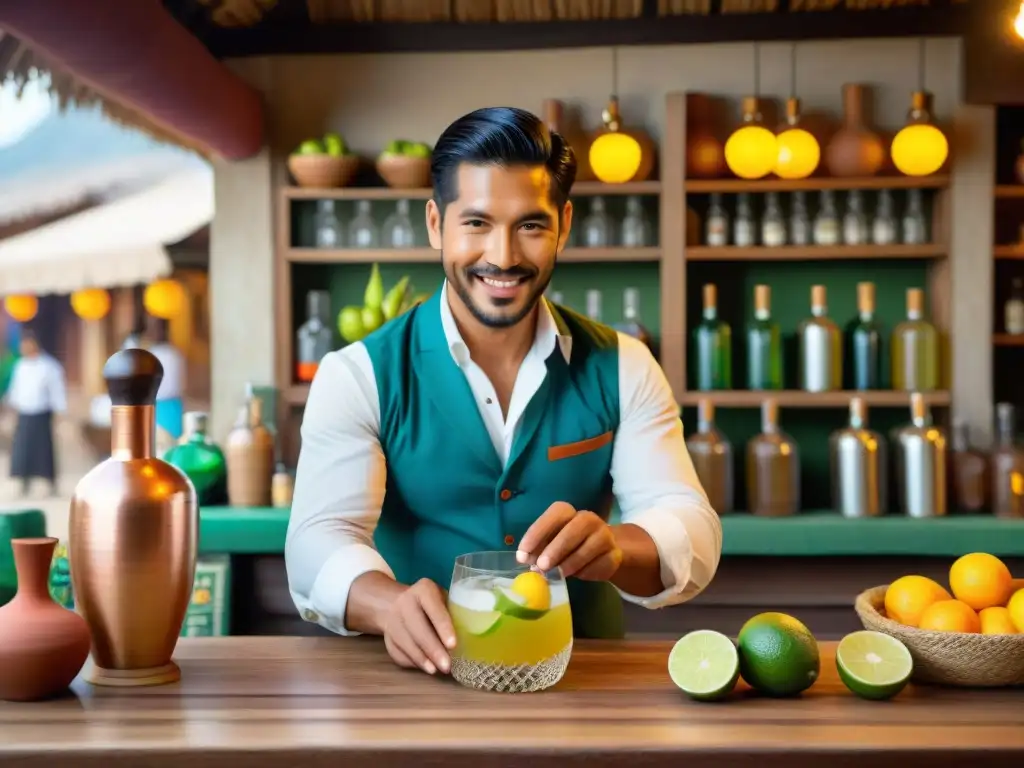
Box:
[439, 280, 572, 367]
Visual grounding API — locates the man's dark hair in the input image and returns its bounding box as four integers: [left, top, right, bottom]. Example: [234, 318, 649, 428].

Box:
[430, 106, 577, 219]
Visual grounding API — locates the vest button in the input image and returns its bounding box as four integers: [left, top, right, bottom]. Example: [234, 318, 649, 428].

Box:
[499, 489, 513, 501]
[504, 534, 515, 546]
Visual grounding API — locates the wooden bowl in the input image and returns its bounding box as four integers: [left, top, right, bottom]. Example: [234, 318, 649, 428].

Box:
[376, 155, 431, 189]
[287, 154, 360, 188]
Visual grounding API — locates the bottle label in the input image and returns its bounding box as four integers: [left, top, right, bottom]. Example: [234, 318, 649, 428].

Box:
[734, 221, 754, 247]
[813, 219, 838, 245]
[706, 217, 727, 246]
[762, 222, 786, 247]
[872, 220, 896, 245]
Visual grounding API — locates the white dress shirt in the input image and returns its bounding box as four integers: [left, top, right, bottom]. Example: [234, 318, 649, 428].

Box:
[6, 354, 67, 415]
[149, 342, 184, 401]
[286, 286, 722, 636]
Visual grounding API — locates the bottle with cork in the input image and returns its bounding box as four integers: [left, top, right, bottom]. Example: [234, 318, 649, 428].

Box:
[691, 283, 732, 391]
[225, 382, 275, 507]
[745, 284, 783, 391]
[844, 281, 883, 390]
[798, 285, 841, 393]
[746, 398, 800, 517]
[891, 288, 939, 392]
[685, 399, 733, 514]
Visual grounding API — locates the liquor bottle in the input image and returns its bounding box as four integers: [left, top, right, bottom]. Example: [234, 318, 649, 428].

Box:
[225, 384, 275, 507]
[705, 193, 728, 246]
[382, 200, 416, 248]
[813, 190, 839, 246]
[734, 193, 755, 247]
[581, 197, 613, 247]
[163, 411, 228, 506]
[872, 190, 897, 245]
[585, 289, 603, 322]
[761, 192, 786, 247]
[685, 399, 734, 515]
[844, 281, 883, 389]
[893, 392, 947, 518]
[798, 285, 841, 393]
[789, 191, 810, 246]
[295, 289, 333, 383]
[692, 284, 732, 390]
[614, 287, 654, 350]
[746, 398, 800, 517]
[891, 288, 939, 391]
[746, 284, 783, 390]
[313, 200, 343, 248]
[1005, 277, 1024, 335]
[901, 189, 927, 244]
[949, 418, 989, 514]
[620, 196, 654, 247]
[991, 403, 1024, 519]
[347, 200, 379, 248]
[842, 190, 868, 245]
[829, 397, 886, 518]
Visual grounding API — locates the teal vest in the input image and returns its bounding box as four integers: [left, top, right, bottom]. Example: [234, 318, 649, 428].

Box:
[362, 290, 626, 639]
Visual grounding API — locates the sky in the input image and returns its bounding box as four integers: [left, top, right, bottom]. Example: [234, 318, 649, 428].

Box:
[0, 74, 55, 150]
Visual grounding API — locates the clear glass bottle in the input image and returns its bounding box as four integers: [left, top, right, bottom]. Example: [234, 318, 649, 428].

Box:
[891, 288, 939, 391]
[845, 281, 883, 389]
[620, 196, 653, 247]
[949, 418, 989, 514]
[746, 398, 800, 517]
[347, 200, 379, 249]
[581, 197, 613, 248]
[746, 284, 783, 390]
[692, 284, 732, 391]
[901, 189, 928, 245]
[1005, 277, 1024, 335]
[733, 193, 755, 247]
[813, 190, 839, 246]
[313, 199, 344, 249]
[872, 190, 897, 245]
[842, 190, 868, 245]
[705, 192, 729, 246]
[798, 285, 841, 393]
[382, 199, 416, 248]
[295, 290, 333, 383]
[789, 191, 811, 246]
[585, 289, 603, 322]
[991, 403, 1024, 519]
[761, 192, 786, 247]
[686, 399, 734, 514]
[613, 287, 654, 349]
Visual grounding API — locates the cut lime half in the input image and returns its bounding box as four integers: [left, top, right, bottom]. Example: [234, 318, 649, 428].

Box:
[667, 630, 740, 702]
[458, 610, 503, 637]
[836, 630, 913, 701]
[493, 586, 548, 621]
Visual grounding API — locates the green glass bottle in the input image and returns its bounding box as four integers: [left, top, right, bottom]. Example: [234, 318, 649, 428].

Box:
[692, 283, 732, 390]
[164, 411, 228, 506]
[844, 281, 883, 389]
[746, 284, 783, 390]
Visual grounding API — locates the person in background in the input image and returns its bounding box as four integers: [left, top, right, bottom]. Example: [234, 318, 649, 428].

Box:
[146, 320, 186, 440]
[5, 330, 66, 497]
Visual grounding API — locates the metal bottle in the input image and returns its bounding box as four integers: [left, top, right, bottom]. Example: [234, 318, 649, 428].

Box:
[894, 392, 947, 518]
[829, 397, 887, 518]
[685, 399, 734, 514]
[798, 284, 842, 392]
[69, 349, 198, 687]
[991, 403, 1024, 519]
[746, 398, 800, 517]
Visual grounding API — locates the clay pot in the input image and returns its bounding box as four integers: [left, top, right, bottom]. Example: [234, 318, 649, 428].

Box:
[0, 538, 91, 701]
[824, 84, 886, 178]
[287, 154, 360, 188]
[376, 155, 431, 189]
[686, 93, 726, 179]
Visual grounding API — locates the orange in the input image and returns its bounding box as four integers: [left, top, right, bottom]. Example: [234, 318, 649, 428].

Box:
[1008, 588, 1024, 632]
[948, 553, 1014, 611]
[979, 607, 1018, 635]
[918, 599, 980, 633]
[884, 575, 952, 628]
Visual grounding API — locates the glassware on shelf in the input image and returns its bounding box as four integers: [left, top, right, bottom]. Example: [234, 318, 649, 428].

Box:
[581, 197, 613, 248]
[872, 190, 897, 245]
[746, 284, 783, 390]
[891, 288, 939, 392]
[789, 191, 811, 246]
[1005, 277, 1024, 335]
[733, 193, 755, 247]
[893, 392, 947, 518]
[842, 190, 868, 245]
[382, 199, 416, 248]
[761, 192, 786, 247]
[798, 285, 841, 393]
[613, 287, 654, 349]
[692, 284, 732, 391]
[845, 281, 883, 390]
[163, 411, 229, 507]
[949, 418, 989, 514]
[585, 289, 603, 322]
[829, 397, 887, 519]
[295, 290, 333, 383]
[812, 190, 839, 246]
[746, 398, 800, 517]
[901, 188, 927, 245]
[991, 403, 1024, 519]
[347, 200, 380, 249]
[685, 399, 733, 514]
[620, 196, 654, 247]
[705, 192, 728, 246]
[313, 199, 344, 248]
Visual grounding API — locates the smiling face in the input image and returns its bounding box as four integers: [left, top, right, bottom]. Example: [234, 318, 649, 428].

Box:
[427, 163, 572, 329]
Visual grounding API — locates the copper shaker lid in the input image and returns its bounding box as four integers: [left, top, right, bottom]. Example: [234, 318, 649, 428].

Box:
[103, 349, 163, 407]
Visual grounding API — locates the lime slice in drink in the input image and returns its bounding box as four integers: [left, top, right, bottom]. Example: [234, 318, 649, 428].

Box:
[835, 630, 914, 701]
[458, 609, 503, 637]
[493, 586, 548, 621]
[667, 629, 740, 702]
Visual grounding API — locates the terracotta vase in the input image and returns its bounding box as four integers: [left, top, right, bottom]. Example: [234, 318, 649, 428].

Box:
[686, 93, 725, 179]
[824, 83, 885, 178]
[0, 538, 91, 701]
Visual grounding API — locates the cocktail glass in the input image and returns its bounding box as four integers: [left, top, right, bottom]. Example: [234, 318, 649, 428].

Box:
[447, 550, 573, 693]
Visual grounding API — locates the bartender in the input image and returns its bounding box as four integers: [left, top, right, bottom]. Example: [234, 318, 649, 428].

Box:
[286, 106, 722, 675]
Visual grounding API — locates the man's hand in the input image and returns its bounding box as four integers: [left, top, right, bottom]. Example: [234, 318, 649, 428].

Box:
[381, 578, 457, 676]
[516, 502, 623, 581]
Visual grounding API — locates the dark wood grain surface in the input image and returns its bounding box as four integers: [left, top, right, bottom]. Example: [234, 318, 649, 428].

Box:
[0, 636, 1022, 767]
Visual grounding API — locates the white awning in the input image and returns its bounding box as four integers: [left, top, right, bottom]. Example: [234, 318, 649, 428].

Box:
[0, 163, 213, 295]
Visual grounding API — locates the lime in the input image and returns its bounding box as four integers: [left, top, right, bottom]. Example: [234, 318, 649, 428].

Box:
[338, 306, 365, 343]
[835, 630, 913, 700]
[493, 586, 547, 621]
[737, 612, 820, 697]
[667, 630, 740, 702]
[458, 609, 502, 637]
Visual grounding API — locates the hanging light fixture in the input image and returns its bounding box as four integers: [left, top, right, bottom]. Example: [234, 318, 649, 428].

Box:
[774, 44, 820, 180]
[891, 38, 949, 177]
[1014, 1, 1024, 39]
[725, 43, 777, 180]
[589, 47, 643, 184]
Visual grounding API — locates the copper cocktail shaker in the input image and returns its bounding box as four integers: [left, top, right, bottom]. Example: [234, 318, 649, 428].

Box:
[69, 349, 198, 687]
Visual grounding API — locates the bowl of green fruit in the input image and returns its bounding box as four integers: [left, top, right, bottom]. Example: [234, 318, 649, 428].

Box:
[376, 140, 432, 189]
[288, 131, 360, 188]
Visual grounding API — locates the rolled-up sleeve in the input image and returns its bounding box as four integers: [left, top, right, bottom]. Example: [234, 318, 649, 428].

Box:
[285, 344, 395, 636]
[610, 334, 723, 609]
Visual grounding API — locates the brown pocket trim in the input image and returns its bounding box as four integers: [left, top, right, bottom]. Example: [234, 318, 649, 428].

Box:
[548, 430, 614, 462]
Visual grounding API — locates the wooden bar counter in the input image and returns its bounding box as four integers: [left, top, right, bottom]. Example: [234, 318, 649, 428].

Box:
[1, 637, 1022, 767]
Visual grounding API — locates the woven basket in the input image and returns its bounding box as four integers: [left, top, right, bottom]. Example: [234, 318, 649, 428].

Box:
[855, 585, 1024, 687]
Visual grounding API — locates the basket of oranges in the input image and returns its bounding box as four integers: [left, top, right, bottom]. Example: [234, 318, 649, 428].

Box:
[854, 553, 1024, 687]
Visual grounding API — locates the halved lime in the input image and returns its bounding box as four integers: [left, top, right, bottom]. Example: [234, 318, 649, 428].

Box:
[458, 610, 503, 637]
[667, 630, 740, 702]
[835, 630, 913, 701]
[493, 586, 548, 621]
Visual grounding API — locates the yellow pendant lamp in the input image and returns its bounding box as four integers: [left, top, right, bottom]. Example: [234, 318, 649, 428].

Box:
[1014, 0, 1024, 39]
[70, 288, 111, 321]
[724, 43, 777, 180]
[4, 295, 38, 323]
[589, 47, 643, 184]
[891, 39, 948, 177]
[774, 45, 820, 180]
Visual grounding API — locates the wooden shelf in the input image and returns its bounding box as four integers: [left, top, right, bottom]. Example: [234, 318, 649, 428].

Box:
[678, 390, 951, 408]
[995, 185, 1024, 199]
[571, 180, 661, 195]
[686, 244, 944, 262]
[993, 333, 1024, 347]
[685, 175, 949, 194]
[994, 245, 1024, 259]
[283, 180, 660, 201]
[284, 246, 659, 264]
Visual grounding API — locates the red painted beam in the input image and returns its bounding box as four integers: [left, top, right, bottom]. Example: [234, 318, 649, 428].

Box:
[0, 0, 264, 159]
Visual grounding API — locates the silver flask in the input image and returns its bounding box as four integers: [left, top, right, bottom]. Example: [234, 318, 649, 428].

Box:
[894, 392, 947, 518]
[829, 397, 887, 518]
